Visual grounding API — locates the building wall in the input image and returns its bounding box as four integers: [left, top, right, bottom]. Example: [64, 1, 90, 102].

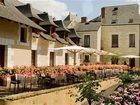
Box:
[36, 37, 49, 66]
[55, 42, 65, 65]
[0, 18, 32, 67]
[101, 25, 140, 67]
[77, 31, 98, 64]
[102, 4, 139, 25]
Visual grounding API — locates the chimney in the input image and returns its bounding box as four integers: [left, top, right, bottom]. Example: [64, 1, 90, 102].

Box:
[0, 0, 4, 4]
[81, 17, 87, 23]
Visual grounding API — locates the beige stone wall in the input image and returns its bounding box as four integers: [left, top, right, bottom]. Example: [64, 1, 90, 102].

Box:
[102, 4, 139, 25]
[101, 25, 140, 67]
[0, 18, 32, 67]
[36, 37, 49, 66]
[13, 48, 31, 66]
[77, 31, 98, 64]
[54, 42, 65, 65]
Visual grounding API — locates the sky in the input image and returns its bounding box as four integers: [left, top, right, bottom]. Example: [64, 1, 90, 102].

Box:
[19, 0, 140, 21]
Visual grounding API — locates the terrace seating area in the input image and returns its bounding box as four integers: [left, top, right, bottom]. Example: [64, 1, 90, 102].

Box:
[0, 64, 128, 95]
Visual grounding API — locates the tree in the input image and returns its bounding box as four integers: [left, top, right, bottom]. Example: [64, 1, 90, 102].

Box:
[75, 74, 101, 105]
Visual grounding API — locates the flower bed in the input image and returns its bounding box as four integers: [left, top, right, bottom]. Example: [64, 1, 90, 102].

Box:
[92, 83, 140, 105]
[0, 65, 128, 90]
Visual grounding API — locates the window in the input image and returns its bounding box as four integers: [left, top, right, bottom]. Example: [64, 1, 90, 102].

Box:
[20, 27, 27, 43]
[129, 34, 135, 47]
[112, 34, 118, 48]
[84, 35, 90, 47]
[128, 19, 133, 23]
[101, 8, 105, 18]
[84, 55, 90, 62]
[112, 7, 118, 11]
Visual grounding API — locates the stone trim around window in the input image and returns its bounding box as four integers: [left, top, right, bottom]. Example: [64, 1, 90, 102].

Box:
[17, 24, 30, 46]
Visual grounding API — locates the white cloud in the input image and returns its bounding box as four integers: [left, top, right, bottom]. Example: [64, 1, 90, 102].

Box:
[127, 0, 140, 4]
[19, 0, 69, 19]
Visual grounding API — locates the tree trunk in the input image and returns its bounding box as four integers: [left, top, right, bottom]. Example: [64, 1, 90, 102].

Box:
[87, 99, 92, 105]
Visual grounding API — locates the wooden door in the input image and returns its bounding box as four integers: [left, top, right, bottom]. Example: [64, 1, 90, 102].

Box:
[50, 52, 54, 66]
[31, 50, 36, 66]
[65, 53, 69, 65]
[129, 58, 135, 68]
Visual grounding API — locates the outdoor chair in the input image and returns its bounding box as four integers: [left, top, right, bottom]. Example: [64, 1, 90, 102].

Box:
[9, 75, 20, 92]
[66, 74, 78, 84]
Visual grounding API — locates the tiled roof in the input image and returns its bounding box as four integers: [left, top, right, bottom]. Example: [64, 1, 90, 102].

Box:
[16, 4, 43, 21]
[56, 37, 69, 45]
[40, 33, 56, 42]
[1, 0, 45, 31]
[90, 16, 101, 22]
[64, 12, 80, 22]
[63, 21, 72, 27]
[38, 12, 58, 27]
[75, 22, 101, 31]
[54, 20, 70, 32]
[69, 38, 76, 45]
[51, 33, 69, 45]
[69, 28, 81, 38]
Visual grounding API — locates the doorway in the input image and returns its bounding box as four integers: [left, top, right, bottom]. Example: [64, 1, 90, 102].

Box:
[50, 52, 55, 66]
[0, 45, 5, 67]
[65, 53, 69, 65]
[31, 50, 36, 66]
[129, 58, 135, 68]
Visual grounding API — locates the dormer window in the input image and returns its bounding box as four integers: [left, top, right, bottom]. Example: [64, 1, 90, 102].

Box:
[112, 7, 118, 11]
[0, 0, 4, 4]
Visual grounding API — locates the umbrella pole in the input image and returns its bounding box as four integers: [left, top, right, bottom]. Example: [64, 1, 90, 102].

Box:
[74, 52, 76, 65]
[90, 54, 92, 64]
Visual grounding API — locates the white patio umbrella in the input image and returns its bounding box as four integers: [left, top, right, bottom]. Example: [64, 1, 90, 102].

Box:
[107, 52, 116, 56]
[51, 45, 89, 65]
[121, 55, 140, 58]
[94, 50, 108, 55]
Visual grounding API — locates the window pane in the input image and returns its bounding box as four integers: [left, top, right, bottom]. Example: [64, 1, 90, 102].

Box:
[84, 55, 90, 62]
[129, 34, 135, 47]
[20, 27, 27, 43]
[112, 34, 118, 47]
[84, 35, 90, 47]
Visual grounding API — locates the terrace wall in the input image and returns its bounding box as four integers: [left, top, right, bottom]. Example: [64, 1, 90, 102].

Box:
[0, 78, 119, 105]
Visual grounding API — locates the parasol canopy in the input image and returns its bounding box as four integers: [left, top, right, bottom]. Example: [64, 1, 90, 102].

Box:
[121, 55, 140, 58]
